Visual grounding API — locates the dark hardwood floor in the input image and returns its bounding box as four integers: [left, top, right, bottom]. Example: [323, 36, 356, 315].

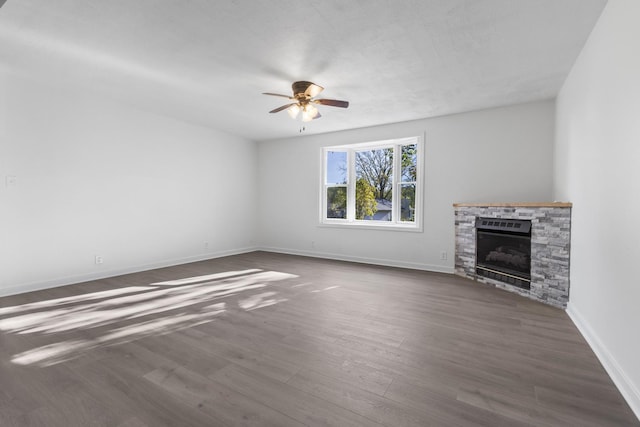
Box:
[0, 251, 637, 426]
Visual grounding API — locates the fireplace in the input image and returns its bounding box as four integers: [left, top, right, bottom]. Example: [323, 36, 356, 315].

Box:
[475, 217, 531, 290]
[455, 203, 571, 308]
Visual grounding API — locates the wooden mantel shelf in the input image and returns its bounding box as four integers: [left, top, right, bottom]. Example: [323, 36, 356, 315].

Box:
[453, 202, 572, 208]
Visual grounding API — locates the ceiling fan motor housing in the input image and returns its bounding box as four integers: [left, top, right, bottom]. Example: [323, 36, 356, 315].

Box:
[292, 81, 315, 98]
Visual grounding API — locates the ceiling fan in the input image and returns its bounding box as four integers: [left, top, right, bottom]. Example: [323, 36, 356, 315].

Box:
[263, 81, 349, 122]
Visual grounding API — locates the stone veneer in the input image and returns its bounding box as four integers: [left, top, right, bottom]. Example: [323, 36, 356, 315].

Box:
[454, 203, 571, 308]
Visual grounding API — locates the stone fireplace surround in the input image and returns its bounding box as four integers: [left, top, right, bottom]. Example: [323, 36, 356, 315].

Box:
[454, 202, 571, 308]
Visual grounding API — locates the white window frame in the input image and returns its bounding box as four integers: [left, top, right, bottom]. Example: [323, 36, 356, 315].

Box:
[320, 136, 424, 232]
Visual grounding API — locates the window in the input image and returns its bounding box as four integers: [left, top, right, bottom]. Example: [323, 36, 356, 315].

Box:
[321, 136, 422, 230]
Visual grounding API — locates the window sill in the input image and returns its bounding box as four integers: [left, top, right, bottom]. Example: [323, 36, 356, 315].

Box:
[318, 221, 423, 233]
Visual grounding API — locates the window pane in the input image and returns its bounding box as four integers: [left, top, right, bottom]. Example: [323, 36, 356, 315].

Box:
[354, 178, 378, 220]
[326, 187, 347, 219]
[400, 184, 416, 222]
[326, 151, 347, 185]
[355, 148, 393, 221]
[401, 144, 417, 182]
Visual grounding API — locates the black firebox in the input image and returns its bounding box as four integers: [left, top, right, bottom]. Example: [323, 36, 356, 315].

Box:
[476, 217, 532, 290]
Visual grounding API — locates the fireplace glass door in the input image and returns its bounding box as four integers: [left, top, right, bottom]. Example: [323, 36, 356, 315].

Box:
[475, 218, 531, 290]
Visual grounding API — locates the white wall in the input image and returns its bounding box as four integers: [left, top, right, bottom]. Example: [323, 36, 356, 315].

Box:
[0, 71, 257, 296]
[555, 0, 640, 418]
[257, 100, 555, 271]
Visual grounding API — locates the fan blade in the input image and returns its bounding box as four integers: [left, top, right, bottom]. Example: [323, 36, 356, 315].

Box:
[269, 103, 297, 113]
[304, 83, 324, 98]
[314, 99, 349, 108]
[263, 92, 294, 99]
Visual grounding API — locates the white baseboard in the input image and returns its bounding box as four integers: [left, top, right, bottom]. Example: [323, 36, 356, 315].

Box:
[258, 246, 455, 274]
[566, 302, 640, 421]
[1, 246, 451, 298]
[0, 246, 258, 298]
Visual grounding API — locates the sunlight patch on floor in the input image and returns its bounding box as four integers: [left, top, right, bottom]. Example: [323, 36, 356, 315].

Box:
[0, 286, 155, 316]
[311, 285, 340, 293]
[238, 292, 288, 311]
[1, 269, 299, 367]
[151, 269, 263, 286]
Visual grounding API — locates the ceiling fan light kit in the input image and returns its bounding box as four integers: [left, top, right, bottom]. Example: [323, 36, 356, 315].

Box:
[263, 81, 349, 122]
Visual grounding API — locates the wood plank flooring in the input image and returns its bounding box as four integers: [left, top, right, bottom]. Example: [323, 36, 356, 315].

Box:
[0, 251, 637, 426]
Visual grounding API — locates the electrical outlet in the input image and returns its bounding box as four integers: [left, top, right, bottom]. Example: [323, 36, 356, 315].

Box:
[311, 241, 316, 249]
[204, 241, 209, 250]
[95, 255, 104, 265]
[440, 251, 448, 261]
[5, 175, 17, 187]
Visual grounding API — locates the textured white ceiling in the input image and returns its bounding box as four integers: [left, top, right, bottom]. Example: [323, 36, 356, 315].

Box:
[0, 0, 607, 141]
